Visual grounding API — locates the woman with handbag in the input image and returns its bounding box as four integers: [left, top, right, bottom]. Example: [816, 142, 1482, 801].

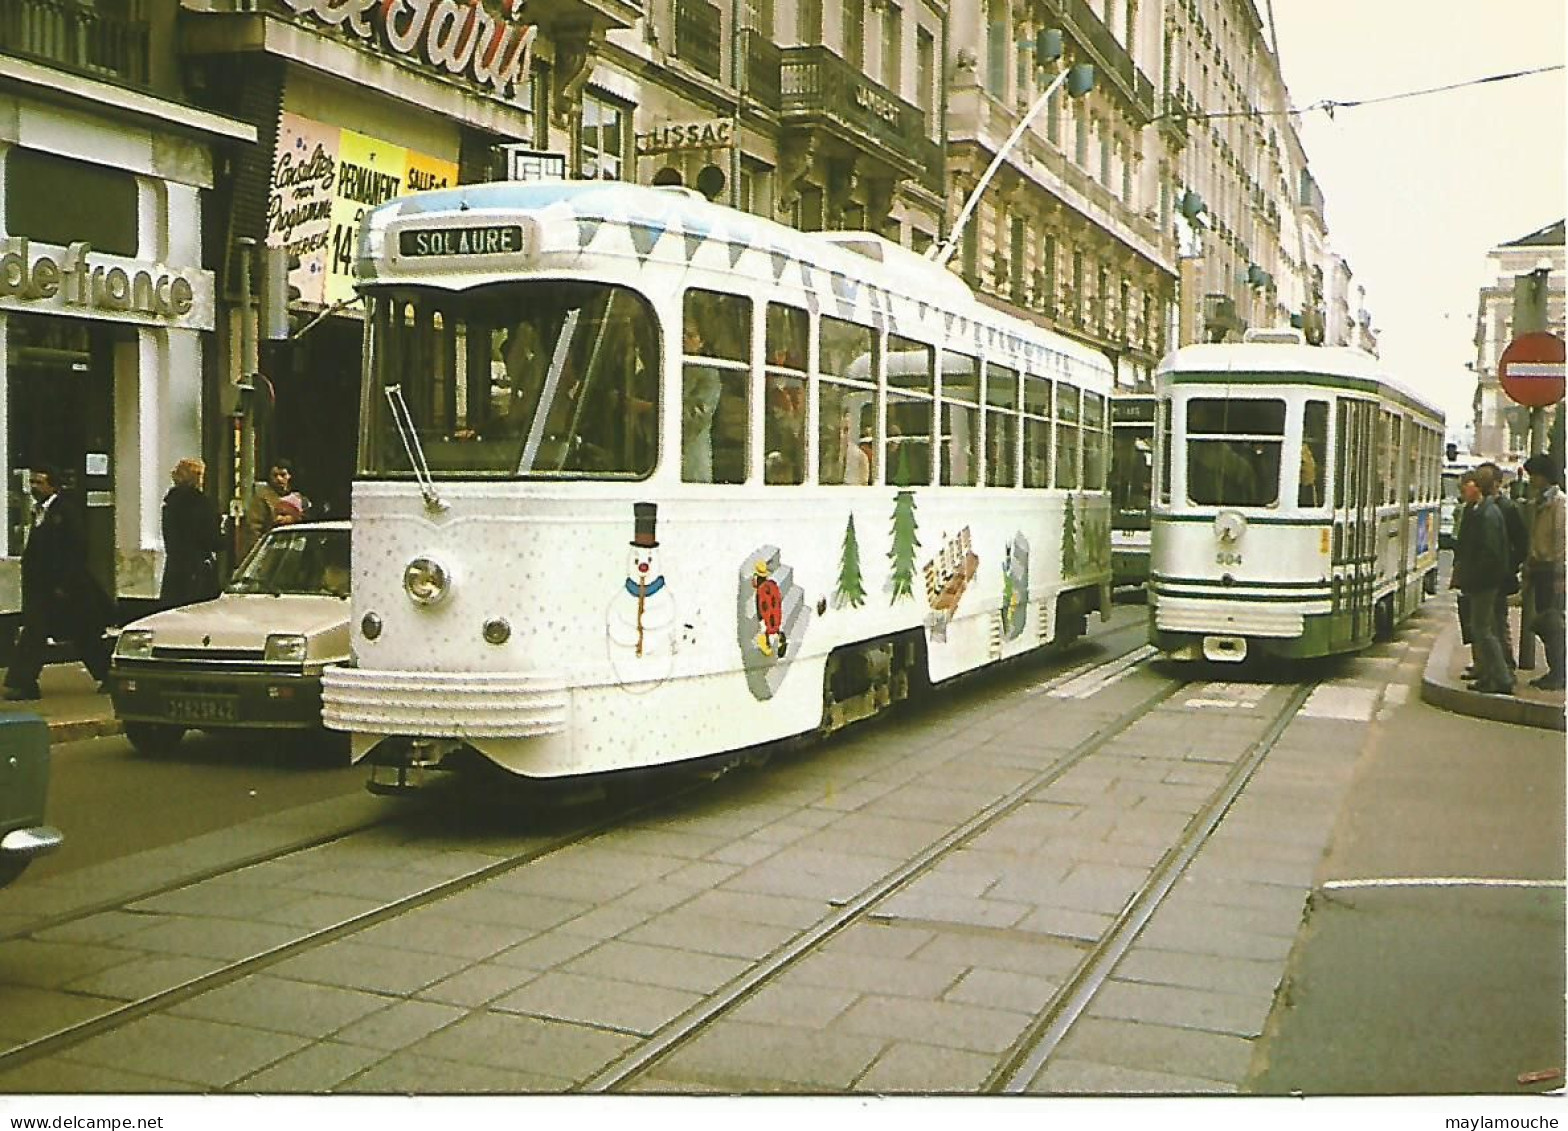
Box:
[161, 457, 222, 607]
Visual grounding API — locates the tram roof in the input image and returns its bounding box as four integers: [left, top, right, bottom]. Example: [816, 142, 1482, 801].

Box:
[1156, 341, 1442, 422]
[360, 181, 1113, 381]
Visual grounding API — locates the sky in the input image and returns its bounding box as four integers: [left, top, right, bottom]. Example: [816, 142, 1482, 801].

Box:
[1264, 0, 1566, 441]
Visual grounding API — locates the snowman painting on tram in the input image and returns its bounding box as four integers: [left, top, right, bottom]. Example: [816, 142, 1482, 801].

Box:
[606, 502, 679, 689]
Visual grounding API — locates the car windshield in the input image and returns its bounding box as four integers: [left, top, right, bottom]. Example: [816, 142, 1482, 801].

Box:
[360, 280, 661, 479]
[228, 529, 351, 597]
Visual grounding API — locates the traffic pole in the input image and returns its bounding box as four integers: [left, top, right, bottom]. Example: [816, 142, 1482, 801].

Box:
[1509, 268, 1551, 673]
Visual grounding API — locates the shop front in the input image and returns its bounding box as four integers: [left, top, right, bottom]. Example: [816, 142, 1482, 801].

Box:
[0, 112, 223, 628]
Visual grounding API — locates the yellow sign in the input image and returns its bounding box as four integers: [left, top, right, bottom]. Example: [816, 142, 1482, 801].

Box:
[268, 112, 458, 307]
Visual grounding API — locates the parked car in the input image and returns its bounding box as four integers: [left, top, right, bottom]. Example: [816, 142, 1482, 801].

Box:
[107, 521, 351, 758]
[0, 713, 62, 886]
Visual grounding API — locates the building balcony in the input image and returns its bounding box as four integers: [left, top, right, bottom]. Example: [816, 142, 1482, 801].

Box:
[0, 0, 151, 90]
[741, 28, 780, 109]
[1035, 0, 1156, 124]
[674, 0, 722, 81]
[780, 45, 941, 191]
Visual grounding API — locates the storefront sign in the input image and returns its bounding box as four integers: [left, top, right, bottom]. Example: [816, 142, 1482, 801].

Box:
[277, 0, 537, 105]
[0, 237, 200, 323]
[268, 112, 460, 306]
[635, 118, 734, 156]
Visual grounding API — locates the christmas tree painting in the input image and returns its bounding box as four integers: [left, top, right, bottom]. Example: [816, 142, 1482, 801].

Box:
[834, 515, 867, 608]
[1061, 492, 1079, 577]
[888, 490, 920, 603]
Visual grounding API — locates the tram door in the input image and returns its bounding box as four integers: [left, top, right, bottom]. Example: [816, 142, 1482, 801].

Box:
[1331, 397, 1377, 646]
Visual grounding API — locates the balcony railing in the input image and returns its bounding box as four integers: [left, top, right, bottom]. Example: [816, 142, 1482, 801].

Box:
[675, 0, 722, 81]
[1037, 0, 1156, 123]
[780, 45, 941, 190]
[0, 0, 150, 90]
[741, 28, 781, 108]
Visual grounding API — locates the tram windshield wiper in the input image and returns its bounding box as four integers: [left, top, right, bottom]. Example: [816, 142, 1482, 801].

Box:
[385, 384, 447, 513]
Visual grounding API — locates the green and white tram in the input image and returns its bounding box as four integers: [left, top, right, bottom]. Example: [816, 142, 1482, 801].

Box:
[1149, 329, 1443, 663]
[323, 181, 1115, 783]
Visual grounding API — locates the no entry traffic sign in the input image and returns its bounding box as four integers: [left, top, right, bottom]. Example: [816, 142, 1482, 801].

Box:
[1498, 331, 1566, 407]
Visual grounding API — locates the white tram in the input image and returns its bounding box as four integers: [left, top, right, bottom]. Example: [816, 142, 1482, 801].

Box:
[1148, 330, 1443, 663]
[322, 182, 1114, 782]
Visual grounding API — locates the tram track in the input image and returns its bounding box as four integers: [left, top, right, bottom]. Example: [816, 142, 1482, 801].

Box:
[578, 667, 1320, 1094]
[0, 630, 1151, 1079]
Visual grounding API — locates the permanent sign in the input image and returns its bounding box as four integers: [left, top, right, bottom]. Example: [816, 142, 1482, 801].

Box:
[634, 118, 734, 156]
[1498, 331, 1566, 407]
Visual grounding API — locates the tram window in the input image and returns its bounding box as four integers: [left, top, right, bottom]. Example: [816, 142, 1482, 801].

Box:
[1158, 398, 1171, 505]
[362, 282, 660, 479]
[940, 351, 980, 486]
[985, 364, 1018, 487]
[886, 334, 933, 486]
[682, 290, 751, 484]
[1299, 401, 1328, 507]
[1055, 385, 1080, 489]
[1082, 392, 1105, 490]
[1184, 397, 1284, 507]
[1022, 374, 1052, 488]
[1111, 428, 1153, 516]
[887, 390, 932, 486]
[763, 305, 808, 485]
[820, 317, 880, 485]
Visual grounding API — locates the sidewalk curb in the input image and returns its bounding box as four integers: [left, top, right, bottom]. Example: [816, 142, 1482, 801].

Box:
[1420, 620, 1566, 732]
[46, 718, 126, 744]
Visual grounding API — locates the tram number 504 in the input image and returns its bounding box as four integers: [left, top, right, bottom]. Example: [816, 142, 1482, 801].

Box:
[1215, 551, 1243, 566]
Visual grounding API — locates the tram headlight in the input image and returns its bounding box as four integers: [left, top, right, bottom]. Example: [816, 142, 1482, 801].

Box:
[265, 634, 308, 663]
[116, 629, 155, 659]
[403, 557, 450, 606]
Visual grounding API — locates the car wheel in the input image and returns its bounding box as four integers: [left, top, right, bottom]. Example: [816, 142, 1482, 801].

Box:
[124, 721, 187, 756]
[296, 728, 351, 767]
[0, 858, 29, 888]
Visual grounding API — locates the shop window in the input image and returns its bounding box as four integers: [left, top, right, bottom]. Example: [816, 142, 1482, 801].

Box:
[5, 149, 137, 257]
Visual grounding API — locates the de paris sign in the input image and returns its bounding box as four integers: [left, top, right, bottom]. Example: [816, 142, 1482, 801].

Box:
[279, 0, 538, 104]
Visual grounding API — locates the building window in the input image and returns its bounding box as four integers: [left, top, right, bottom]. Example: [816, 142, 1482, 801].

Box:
[5, 149, 137, 257]
[916, 26, 935, 119]
[580, 93, 628, 180]
[881, 1, 901, 91]
[1099, 125, 1112, 184]
[1047, 86, 1061, 145]
[843, 0, 864, 70]
[986, 0, 1007, 96]
[799, 0, 821, 39]
[1074, 106, 1089, 166]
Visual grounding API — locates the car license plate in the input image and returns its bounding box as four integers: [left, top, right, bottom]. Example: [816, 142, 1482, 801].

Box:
[164, 694, 238, 723]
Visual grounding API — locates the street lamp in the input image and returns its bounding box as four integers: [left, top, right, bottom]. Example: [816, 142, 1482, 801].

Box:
[929, 38, 1094, 268]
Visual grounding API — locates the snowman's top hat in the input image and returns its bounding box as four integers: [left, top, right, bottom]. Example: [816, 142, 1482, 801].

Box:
[632, 502, 659, 547]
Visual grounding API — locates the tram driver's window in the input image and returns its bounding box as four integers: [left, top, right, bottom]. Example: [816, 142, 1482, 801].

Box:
[1186, 397, 1284, 507]
[683, 289, 751, 484]
[1299, 400, 1328, 507]
[765, 305, 808, 485]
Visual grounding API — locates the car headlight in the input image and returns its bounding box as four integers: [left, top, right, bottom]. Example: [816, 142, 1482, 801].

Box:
[403, 557, 450, 606]
[116, 629, 155, 659]
[264, 634, 308, 663]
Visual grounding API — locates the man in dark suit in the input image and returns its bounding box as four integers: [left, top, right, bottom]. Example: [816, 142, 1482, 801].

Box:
[4, 465, 113, 700]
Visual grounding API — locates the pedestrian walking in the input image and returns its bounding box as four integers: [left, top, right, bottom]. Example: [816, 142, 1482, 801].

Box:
[1453, 464, 1515, 695]
[1522, 453, 1565, 691]
[1450, 472, 1478, 675]
[3, 465, 113, 700]
[244, 459, 312, 555]
[160, 457, 223, 607]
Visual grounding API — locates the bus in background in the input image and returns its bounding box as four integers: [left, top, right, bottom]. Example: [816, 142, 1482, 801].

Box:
[1110, 392, 1156, 587]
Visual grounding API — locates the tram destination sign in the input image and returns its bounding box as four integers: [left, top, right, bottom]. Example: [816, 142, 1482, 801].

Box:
[399, 225, 525, 258]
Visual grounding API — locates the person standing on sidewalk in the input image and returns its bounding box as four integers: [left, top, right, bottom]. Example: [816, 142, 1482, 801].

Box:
[1522, 453, 1565, 691]
[1454, 464, 1515, 696]
[1477, 461, 1527, 680]
[160, 457, 223, 607]
[3, 465, 113, 701]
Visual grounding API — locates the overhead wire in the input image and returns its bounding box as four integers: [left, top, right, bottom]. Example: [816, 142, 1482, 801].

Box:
[1162, 63, 1565, 122]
